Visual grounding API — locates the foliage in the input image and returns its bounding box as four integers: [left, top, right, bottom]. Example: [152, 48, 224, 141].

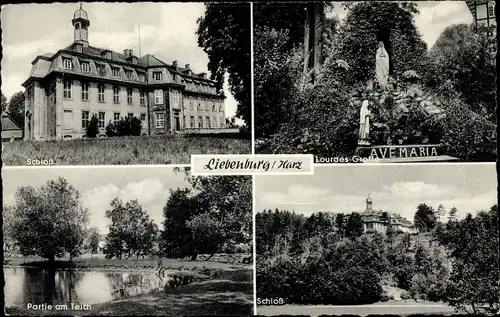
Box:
[197, 3, 251, 128]
[414, 203, 436, 233]
[345, 212, 364, 238]
[7, 177, 89, 261]
[7, 91, 25, 127]
[88, 227, 100, 254]
[104, 198, 158, 259]
[86, 114, 99, 138]
[441, 206, 499, 314]
[105, 116, 142, 137]
[429, 24, 497, 121]
[1, 93, 7, 112]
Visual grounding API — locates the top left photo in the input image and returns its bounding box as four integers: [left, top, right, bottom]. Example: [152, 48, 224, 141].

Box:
[1, 2, 251, 166]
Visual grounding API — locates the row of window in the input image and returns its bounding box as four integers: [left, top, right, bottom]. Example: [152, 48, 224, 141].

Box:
[183, 115, 225, 129]
[81, 111, 147, 129]
[63, 80, 147, 106]
[63, 59, 146, 81]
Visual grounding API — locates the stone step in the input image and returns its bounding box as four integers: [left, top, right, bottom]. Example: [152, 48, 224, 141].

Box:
[364, 155, 459, 163]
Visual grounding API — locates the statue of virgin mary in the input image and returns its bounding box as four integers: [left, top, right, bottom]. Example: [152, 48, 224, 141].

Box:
[375, 41, 390, 89]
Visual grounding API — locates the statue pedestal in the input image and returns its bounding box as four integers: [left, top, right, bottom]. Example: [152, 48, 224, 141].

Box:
[355, 144, 459, 163]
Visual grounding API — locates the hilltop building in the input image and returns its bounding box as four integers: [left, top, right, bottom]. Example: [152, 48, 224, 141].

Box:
[359, 195, 416, 234]
[22, 5, 226, 140]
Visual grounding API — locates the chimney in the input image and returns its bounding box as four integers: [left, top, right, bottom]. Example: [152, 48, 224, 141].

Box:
[185, 64, 190, 70]
[123, 49, 130, 57]
[129, 49, 134, 57]
[172, 60, 178, 67]
[199, 72, 207, 79]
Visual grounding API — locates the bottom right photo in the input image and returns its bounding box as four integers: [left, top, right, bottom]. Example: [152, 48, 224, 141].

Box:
[255, 164, 498, 316]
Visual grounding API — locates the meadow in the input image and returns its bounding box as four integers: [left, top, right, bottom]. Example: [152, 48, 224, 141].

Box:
[1, 133, 251, 165]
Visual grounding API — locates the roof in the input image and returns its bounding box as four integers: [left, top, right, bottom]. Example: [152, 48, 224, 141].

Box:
[1, 111, 23, 130]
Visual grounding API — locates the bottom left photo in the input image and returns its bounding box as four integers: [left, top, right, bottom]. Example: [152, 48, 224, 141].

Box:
[2, 166, 253, 316]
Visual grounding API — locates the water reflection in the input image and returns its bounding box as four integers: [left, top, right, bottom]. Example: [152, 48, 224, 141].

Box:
[4, 267, 169, 308]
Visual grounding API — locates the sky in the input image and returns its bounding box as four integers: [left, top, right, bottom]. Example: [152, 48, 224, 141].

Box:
[329, 1, 474, 49]
[2, 167, 191, 234]
[0, 2, 239, 121]
[255, 164, 497, 221]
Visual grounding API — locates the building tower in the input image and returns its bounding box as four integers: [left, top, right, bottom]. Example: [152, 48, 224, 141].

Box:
[72, 3, 90, 46]
[366, 194, 373, 212]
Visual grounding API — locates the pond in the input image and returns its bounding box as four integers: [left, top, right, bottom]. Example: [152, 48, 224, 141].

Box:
[4, 267, 172, 308]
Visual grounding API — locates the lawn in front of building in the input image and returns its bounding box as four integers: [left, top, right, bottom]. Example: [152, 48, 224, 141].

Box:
[1, 134, 251, 165]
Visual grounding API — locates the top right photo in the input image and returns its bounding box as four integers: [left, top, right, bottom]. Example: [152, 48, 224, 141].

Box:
[254, 1, 497, 163]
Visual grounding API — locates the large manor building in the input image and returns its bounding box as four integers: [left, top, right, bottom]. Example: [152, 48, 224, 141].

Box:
[23, 6, 226, 140]
[359, 195, 417, 234]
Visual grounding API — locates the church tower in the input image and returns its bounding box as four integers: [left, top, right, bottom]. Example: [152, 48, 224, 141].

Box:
[366, 195, 373, 211]
[72, 4, 90, 47]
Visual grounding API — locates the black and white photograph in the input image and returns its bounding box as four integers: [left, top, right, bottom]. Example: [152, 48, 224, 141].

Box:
[1, 2, 251, 165]
[3, 167, 253, 316]
[255, 164, 498, 316]
[254, 1, 496, 163]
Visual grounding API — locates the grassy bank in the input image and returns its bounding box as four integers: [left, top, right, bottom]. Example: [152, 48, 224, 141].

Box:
[2, 134, 251, 165]
[257, 301, 457, 316]
[6, 267, 253, 316]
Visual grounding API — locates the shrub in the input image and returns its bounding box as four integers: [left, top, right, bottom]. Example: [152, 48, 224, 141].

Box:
[106, 117, 143, 137]
[401, 290, 411, 300]
[86, 115, 99, 138]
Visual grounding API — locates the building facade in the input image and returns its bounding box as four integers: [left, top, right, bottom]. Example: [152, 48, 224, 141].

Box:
[22, 6, 226, 140]
[466, 0, 496, 27]
[1, 111, 24, 141]
[359, 195, 416, 234]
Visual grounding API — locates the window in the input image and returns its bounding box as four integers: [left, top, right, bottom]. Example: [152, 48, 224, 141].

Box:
[153, 71, 162, 81]
[219, 116, 224, 128]
[98, 65, 106, 75]
[128, 113, 134, 118]
[219, 105, 223, 112]
[125, 71, 132, 79]
[197, 98, 201, 110]
[140, 113, 146, 122]
[127, 88, 133, 105]
[114, 113, 120, 125]
[81, 111, 90, 128]
[63, 80, 72, 99]
[63, 59, 73, 70]
[81, 82, 89, 101]
[477, 3, 488, 19]
[98, 112, 105, 128]
[213, 117, 217, 128]
[112, 68, 120, 77]
[172, 90, 180, 105]
[198, 116, 203, 128]
[488, 2, 495, 17]
[81, 62, 90, 72]
[140, 90, 146, 106]
[113, 86, 120, 103]
[205, 99, 210, 111]
[190, 116, 195, 128]
[212, 104, 216, 112]
[132, 57, 138, 65]
[75, 45, 82, 53]
[98, 84, 105, 102]
[206, 116, 211, 128]
[138, 73, 145, 82]
[155, 113, 165, 128]
[154, 89, 163, 105]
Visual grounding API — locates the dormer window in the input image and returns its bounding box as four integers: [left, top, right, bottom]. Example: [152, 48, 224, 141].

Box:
[103, 51, 112, 59]
[97, 65, 106, 75]
[131, 57, 138, 65]
[81, 62, 90, 72]
[125, 70, 133, 79]
[63, 59, 73, 70]
[75, 45, 82, 53]
[153, 71, 162, 81]
[112, 67, 120, 77]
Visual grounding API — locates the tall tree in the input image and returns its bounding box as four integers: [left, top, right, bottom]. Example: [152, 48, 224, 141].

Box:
[414, 203, 436, 233]
[197, 3, 251, 128]
[448, 206, 458, 222]
[1, 93, 7, 112]
[335, 213, 346, 236]
[88, 227, 100, 256]
[9, 178, 89, 262]
[105, 198, 158, 259]
[345, 212, 364, 237]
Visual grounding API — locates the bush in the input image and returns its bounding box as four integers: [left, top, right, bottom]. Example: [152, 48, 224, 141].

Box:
[105, 116, 143, 137]
[401, 290, 411, 300]
[86, 115, 99, 138]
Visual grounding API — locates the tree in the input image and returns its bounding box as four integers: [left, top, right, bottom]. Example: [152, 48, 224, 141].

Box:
[414, 203, 436, 233]
[197, 3, 251, 128]
[86, 114, 99, 138]
[105, 198, 158, 259]
[335, 213, 346, 236]
[448, 207, 458, 222]
[338, 1, 427, 85]
[8, 91, 25, 127]
[8, 177, 89, 262]
[1, 93, 8, 112]
[88, 227, 100, 256]
[345, 212, 364, 237]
